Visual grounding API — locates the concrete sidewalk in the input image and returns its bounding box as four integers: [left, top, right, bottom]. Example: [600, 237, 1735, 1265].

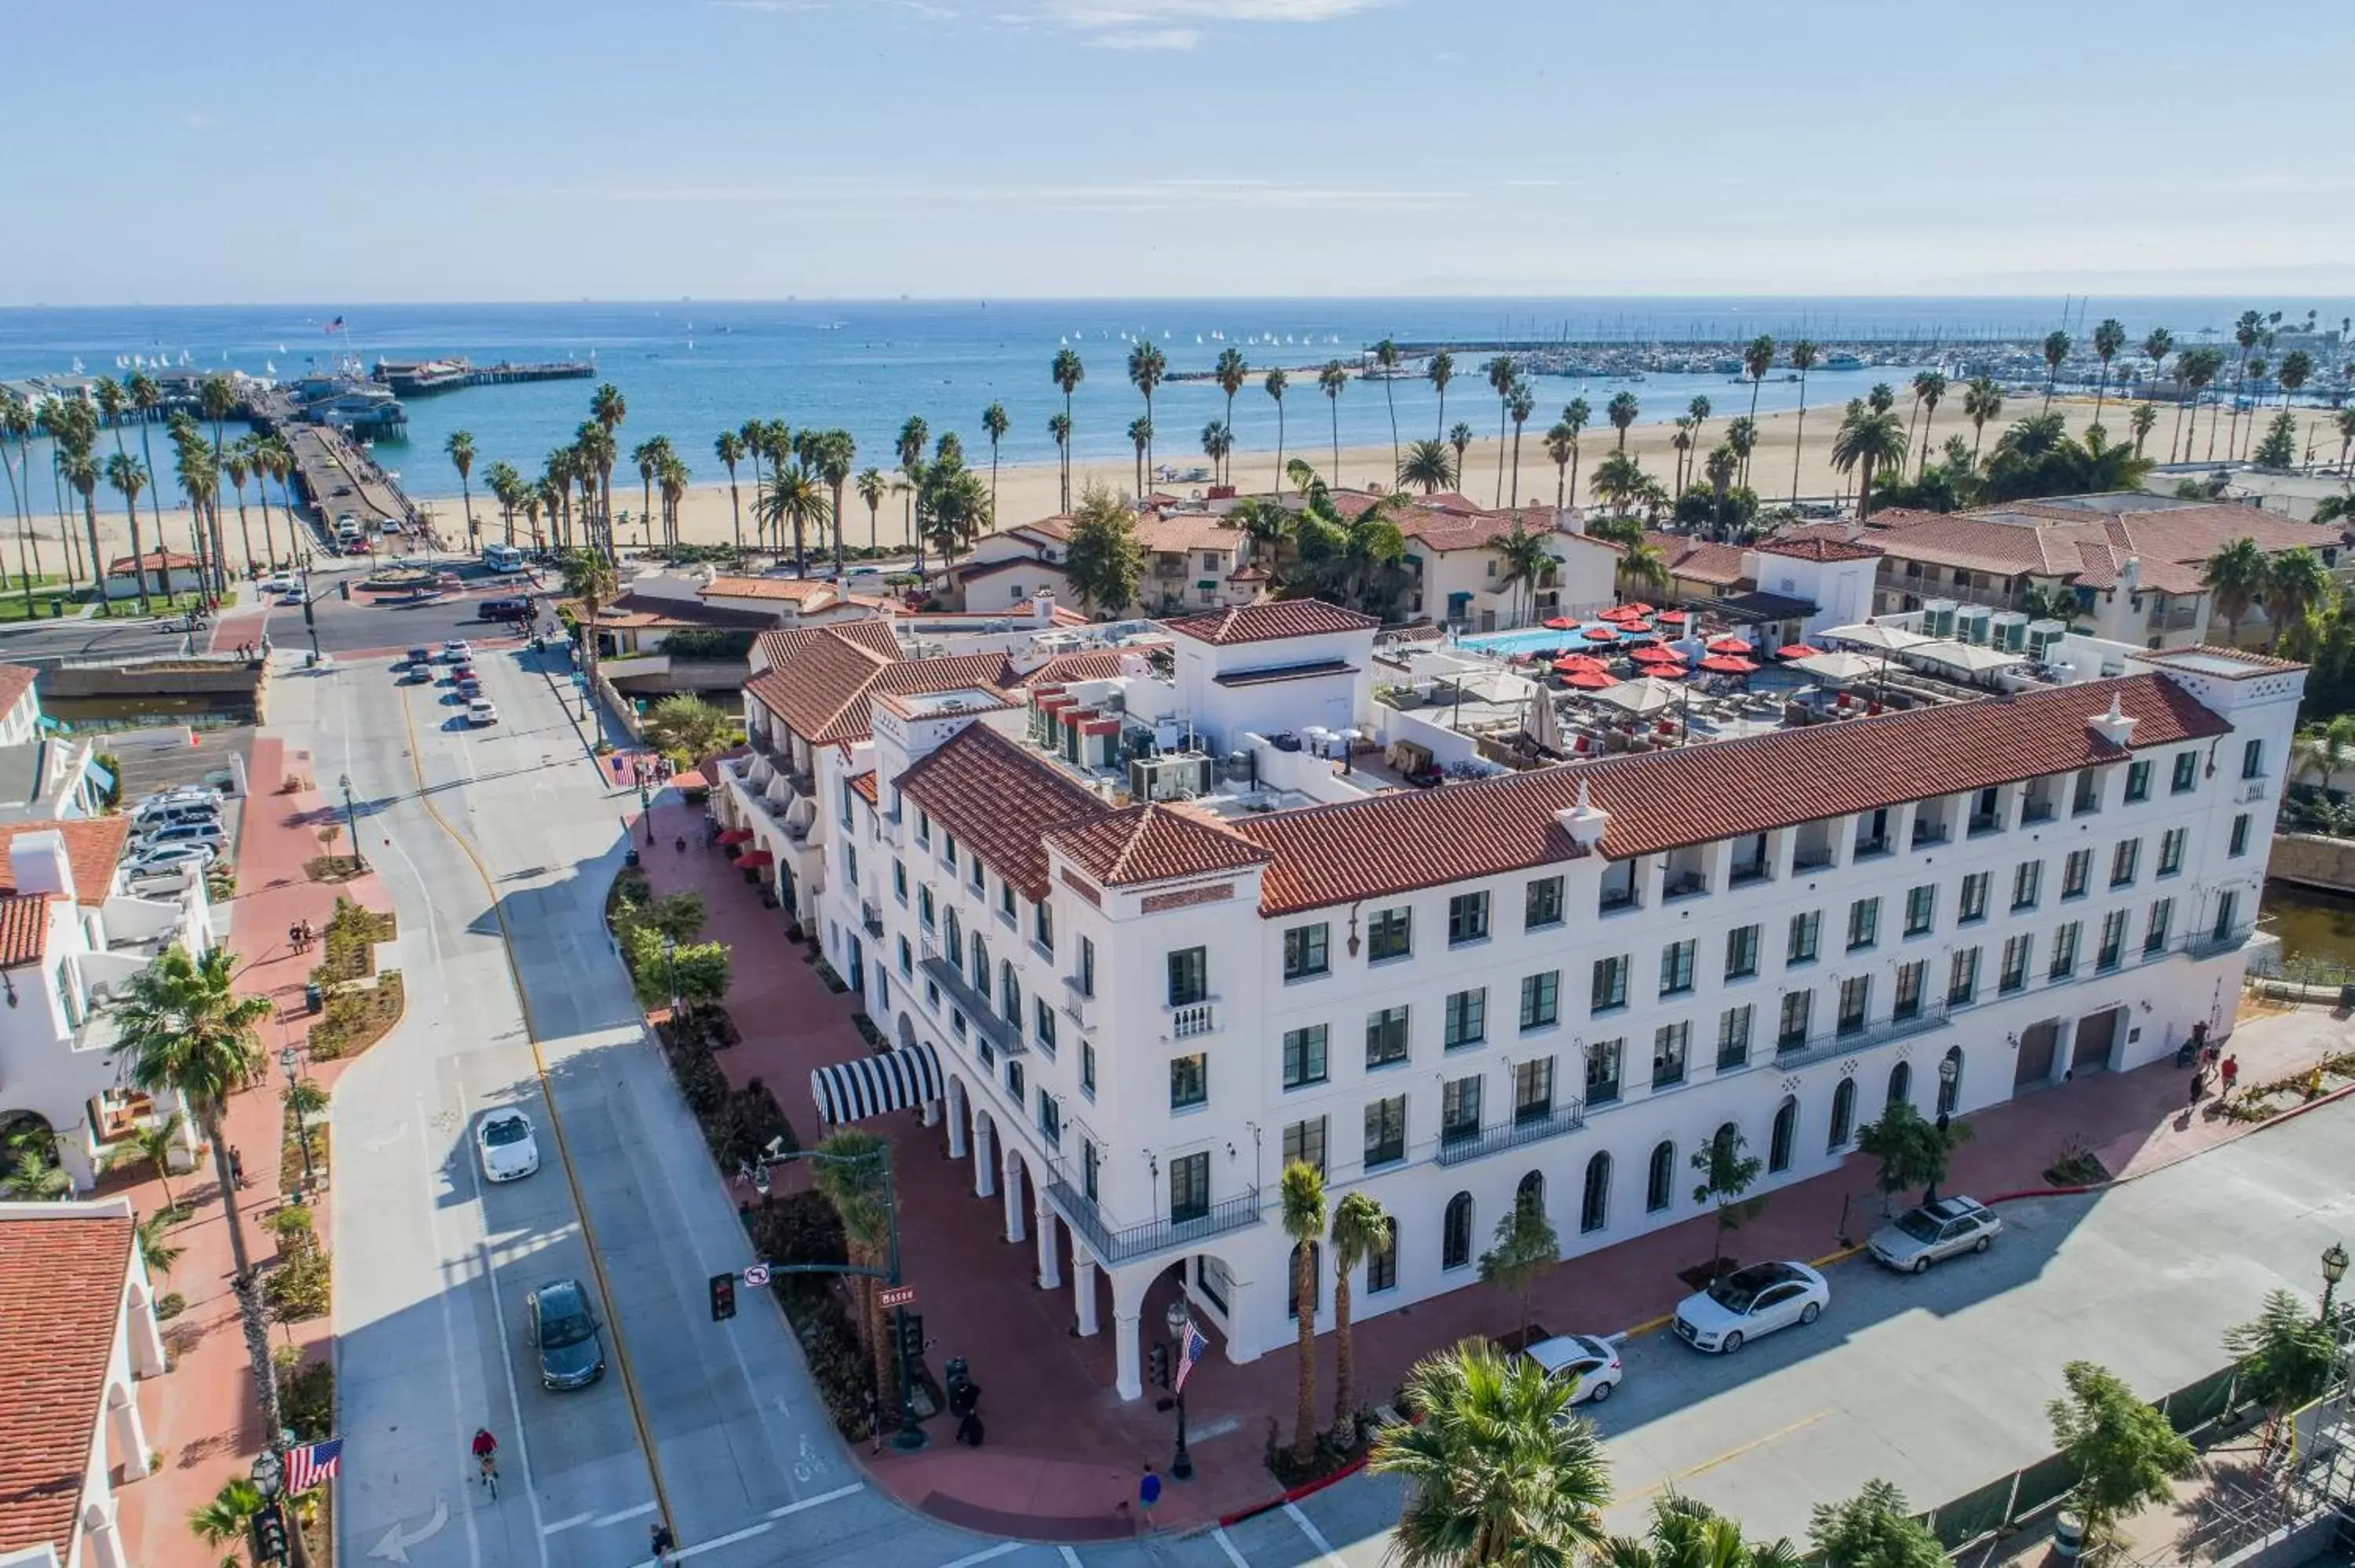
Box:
[633, 785, 2353, 1541]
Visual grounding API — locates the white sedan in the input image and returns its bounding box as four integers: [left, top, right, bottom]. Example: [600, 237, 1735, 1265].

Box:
[1672, 1260, 1829, 1354]
[466, 698, 498, 726]
[475, 1110, 540, 1182]
[1519, 1333, 1623, 1405]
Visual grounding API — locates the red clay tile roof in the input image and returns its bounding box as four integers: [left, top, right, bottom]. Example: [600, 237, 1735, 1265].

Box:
[0, 891, 48, 967]
[1399, 508, 1558, 553]
[701, 575, 841, 603]
[1138, 513, 1247, 554]
[954, 556, 1074, 583]
[2136, 645, 2308, 676]
[848, 771, 879, 805]
[747, 628, 1010, 746]
[1645, 534, 1750, 586]
[0, 664, 37, 718]
[1865, 501, 2333, 594]
[106, 549, 199, 575]
[0, 1207, 133, 1563]
[1047, 803, 1271, 888]
[754, 619, 900, 673]
[894, 724, 1108, 899]
[1236, 674, 2228, 915]
[1165, 600, 1378, 646]
[1003, 645, 1171, 687]
[1755, 535, 1882, 563]
[0, 819, 129, 907]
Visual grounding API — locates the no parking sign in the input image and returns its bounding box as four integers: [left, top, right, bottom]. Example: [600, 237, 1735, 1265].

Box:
[742, 1264, 772, 1288]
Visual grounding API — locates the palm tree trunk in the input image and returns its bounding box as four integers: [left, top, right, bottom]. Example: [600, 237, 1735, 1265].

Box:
[123, 495, 152, 618]
[1294, 1247, 1316, 1464]
[2170, 396, 2189, 464]
[1275, 405, 1286, 497]
[1495, 400, 1507, 507]
[205, 1110, 285, 1439]
[1331, 1273, 1354, 1437]
[1509, 427, 1523, 508]
[234, 491, 256, 577]
[1570, 443, 1582, 510]
[1383, 378, 1398, 477]
[82, 495, 109, 618]
[1330, 400, 1340, 489]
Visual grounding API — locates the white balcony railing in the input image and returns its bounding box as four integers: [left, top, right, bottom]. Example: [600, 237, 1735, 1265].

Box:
[1167, 1000, 1218, 1040]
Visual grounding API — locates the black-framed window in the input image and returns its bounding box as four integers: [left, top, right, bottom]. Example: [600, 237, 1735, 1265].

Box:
[1716, 1005, 1752, 1070]
[1167, 947, 1208, 1007]
[1366, 1221, 1397, 1293]
[1893, 959, 1926, 1021]
[2062, 849, 2091, 899]
[1444, 988, 1487, 1048]
[1367, 907, 1412, 962]
[2111, 839, 2140, 888]
[1283, 922, 1329, 980]
[1999, 935, 2030, 993]
[1440, 1075, 1482, 1142]
[1169, 1052, 1207, 1110]
[1725, 924, 1760, 980]
[1837, 975, 1871, 1034]
[2159, 828, 2186, 876]
[1846, 897, 1879, 952]
[1524, 875, 1565, 930]
[2145, 898, 2173, 954]
[2229, 814, 2251, 856]
[1659, 940, 1696, 996]
[2098, 909, 2128, 969]
[1282, 1024, 1328, 1088]
[1958, 872, 1990, 922]
[1170, 1151, 1210, 1223]
[1646, 1140, 1676, 1212]
[1585, 1037, 1623, 1105]
[1769, 1096, 1797, 1172]
[1591, 954, 1629, 1012]
[1949, 946, 1981, 1004]
[2172, 751, 2199, 793]
[2125, 759, 2152, 803]
[1364, 1096, 1408, 1168]
[1886, 1060, 1912, 1114]
[1442, 1192, 1473, 1269]
[2050, 921, 2080, 979]
[1904, 884, 1935, 936]
[1519, 972, 1561, 1030]
[1828, 1078, 1857, 1149]
[1513, 1057, 1554, 1121]
[1282, 1115, 1327, 1176]
[1447, 891, 1491, 946]
[1579, 1151, 1612, 1233]
[1787, 910, 1820, 964]
[1366, 1006, 1411, 1068]
[1778, 990, 1813, 1052]
[2012, 859, 2041, 910]
[1652, 1022, 1689, 1087]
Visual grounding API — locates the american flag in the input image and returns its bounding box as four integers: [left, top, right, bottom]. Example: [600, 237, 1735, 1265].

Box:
[325, 316, 345, 334]
[1173, 1322, 1210, 1395]
[284, 1439, 343, 1493]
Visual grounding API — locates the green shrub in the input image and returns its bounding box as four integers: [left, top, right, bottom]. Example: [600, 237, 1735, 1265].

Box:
[704, 1080, 796, 1172]
[264, 1249, 332, 1322]
[748, 1190, 848, 1289]
[781, 1286, 874, 1442]
[281, 1360, 335, 1442]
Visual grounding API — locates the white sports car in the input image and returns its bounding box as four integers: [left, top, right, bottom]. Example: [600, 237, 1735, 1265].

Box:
[475, 1109, 540, 1182]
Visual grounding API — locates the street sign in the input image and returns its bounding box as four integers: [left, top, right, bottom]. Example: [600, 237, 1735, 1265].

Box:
[879, 1285, 915, 1308]
[742, 1264, 772, 1289]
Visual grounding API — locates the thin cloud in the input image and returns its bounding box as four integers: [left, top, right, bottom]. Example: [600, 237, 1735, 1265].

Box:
[1040, 0, 1386, 20]
[1090, 25, 1199, 46]
[553, 176, 1457, 215]
[708, 0, 820, 10]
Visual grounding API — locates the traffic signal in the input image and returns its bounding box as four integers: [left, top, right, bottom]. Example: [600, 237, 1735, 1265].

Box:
[896, 1311, 925, 1366]
[709, 1271, 736, 1322]
[1148, 1343, 1170, 1390]
[250, 1501, 290, 1564]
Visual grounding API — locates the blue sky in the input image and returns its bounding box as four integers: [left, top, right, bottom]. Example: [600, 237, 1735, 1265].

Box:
[7, 0, 2352, 304]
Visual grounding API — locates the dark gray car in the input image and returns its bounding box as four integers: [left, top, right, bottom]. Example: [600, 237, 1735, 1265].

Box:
[526, 1278, 606, 1390]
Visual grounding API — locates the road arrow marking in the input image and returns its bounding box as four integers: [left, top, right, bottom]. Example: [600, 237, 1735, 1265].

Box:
[367, 1496, 449, 1562]
[360, 1121, 408, 1154]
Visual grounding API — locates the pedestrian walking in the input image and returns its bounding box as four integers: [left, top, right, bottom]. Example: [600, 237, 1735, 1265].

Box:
[289, 921, 303, 953]
[648, 1521, 676, 1565]
[228, 1147, 246, 1189]
[869, 1392, 885, 1456]
[2220, 1054, 2240, 1098]
[2189, 1070, 2207, 1109]
[1137, 1465, 1161, 1528]
[675, 836, 687, 855]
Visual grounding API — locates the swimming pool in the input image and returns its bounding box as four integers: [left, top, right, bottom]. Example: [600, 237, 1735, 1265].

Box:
[1460, 625, 1645, 658]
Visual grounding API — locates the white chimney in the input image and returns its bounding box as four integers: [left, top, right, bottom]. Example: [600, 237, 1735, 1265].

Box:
[1844, 518, 1864, 542]
[2120, 556, 2141, 596]
[9, 829, 75, 903]
[1032, 591, 1057, 627]
[2088, 692, 2138, 747]
[1555, 778, 1610, 849]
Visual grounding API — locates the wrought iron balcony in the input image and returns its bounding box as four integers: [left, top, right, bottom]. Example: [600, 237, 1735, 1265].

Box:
[920, 957, 1024, 1056]
[1042, 1161, 1261, 1266]
[1434, 1097, 1590, 1166]
[1770, 1005, 1950, 1071]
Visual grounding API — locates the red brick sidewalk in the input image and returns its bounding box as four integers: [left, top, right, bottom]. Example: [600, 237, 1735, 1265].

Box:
[633, 787, 2352, 1539]
[109, 735, 392, 1566]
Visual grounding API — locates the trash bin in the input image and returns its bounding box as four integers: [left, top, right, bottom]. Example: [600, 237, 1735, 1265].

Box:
[2052, 1509, 2085, 1560]
[305, 983, 323, 1015]
[625, 848, 641, 870]
[2339, 982, 2355, 1011]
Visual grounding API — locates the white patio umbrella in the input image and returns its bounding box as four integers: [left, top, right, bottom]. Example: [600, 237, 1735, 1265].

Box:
[1791, 650, 1881, 683]
[1818, 620, 1935, 654]
[1908, 640, 2027, 676]
[1525, 689, 1566, 754]
[1592, 676, 1687, 717]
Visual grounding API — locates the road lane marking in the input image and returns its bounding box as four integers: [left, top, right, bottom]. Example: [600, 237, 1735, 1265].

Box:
[766, 1483, 862, 1520]
[1618, 1408, 1835, 1504]
[1058, 1548, 1083, 1568]
[595, 1502, 659, 1528]
[399, 680, 683, 1548]
[936, 1544, 1021, 1568]
[668, 1520, 774, 1561]
[411, 1102, 486, 1568]
[542, 1512, 593, 1537]
[1212, 1528, 1253, 1568]
[1283, 1502, 1349, 1568]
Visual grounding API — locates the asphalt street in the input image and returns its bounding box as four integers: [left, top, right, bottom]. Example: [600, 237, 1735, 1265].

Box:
[274, 630, 2355, 1568]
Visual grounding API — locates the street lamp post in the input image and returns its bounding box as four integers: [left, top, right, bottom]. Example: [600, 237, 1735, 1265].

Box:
[2323, 1241, 2349, 1323]
[249, 1442, 313, 1568]
[279, 1046, 316, 1192]
[1164, 1298, 1195, 1481]
[336, 773, 367, 873]
[640, 770, 655, 846]
[663, 935, 681, 1026]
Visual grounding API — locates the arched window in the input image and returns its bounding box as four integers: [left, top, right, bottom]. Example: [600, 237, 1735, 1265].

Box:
[1769, 1096, 1798, 1172]
[1829, 1078, 1857, 1150]
[999, 961, 1021, 1023]
[1367, 1222, 1399, 1293]
[1886, 1060, 1912, 1116]
[1516, 1170, 1546, 1222]
[1646, 1140, 1676, 1212]
[1580, 1152, 1612, 1234]
[1288, 1240, 1321, 1319]
[1937, 1046, 1964, 1116]
[1442, 1192, 1474, 1269]
[943, 908, 962, 961]
[972, 933, 991, 1004]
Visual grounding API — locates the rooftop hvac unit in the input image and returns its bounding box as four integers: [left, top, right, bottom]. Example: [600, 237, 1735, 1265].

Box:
[1221, 750, 1253, 784]
[2026, 618, 2065, 658]
[1989, 611, 2028, 652]
[1923, 599, 1958, 639]
[1955, 604, 1992, 644]
[1130, 753, 1213, 802]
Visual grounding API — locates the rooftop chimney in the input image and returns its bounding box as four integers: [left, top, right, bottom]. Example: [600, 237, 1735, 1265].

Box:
[2088, 692, 2138, 748]
[9, 829, 75, 903]
[2120, 556, 2141, 596]
[1845, 518, 1864, 542]
[1556, 778, 1610, 849]
[1032, 591, 1057, 628]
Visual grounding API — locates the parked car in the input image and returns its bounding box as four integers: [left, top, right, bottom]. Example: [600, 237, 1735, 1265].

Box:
[475, 1109, 539, 1181]
[124, 844, 217, 886]
[1517, 1333, 1623, 1405]
[260, 574, 298, 594]
[525, 1278, 606, 1391]
[405, 647, 433, 667]
[441, 640, 471, 663]
[479, 597, 532, 624]
[467, 698, 498, 726]
[136, 784, 222, 814]
[1868, 1196, 2003, 1274]
[134, 802, 225, 835]
[140, 823, 229, 856]
[1672, 1261, 1829, 1354]
[450, 662, 477, 684]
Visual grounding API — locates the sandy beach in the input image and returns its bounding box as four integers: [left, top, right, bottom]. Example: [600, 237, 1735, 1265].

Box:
[15, 397, 2344, 578]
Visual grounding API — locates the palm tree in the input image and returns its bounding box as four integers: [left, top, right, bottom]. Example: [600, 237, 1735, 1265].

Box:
[1429, 349, 1455, 440]
[2185, 346, 2226, 463]
[130, 373, 178, 586]
[61, 449, 108, 617]
[1372, 338, 1403, 474]
[856, 467, 887, 552]
[1831, 403, 1908, 520]
[1670, 421, 1694, 498]
[1544, 421, 1577, 511]
[2205, 536, 2268, 642]
[923, 456, 991, 571]
[1126, 417, 1152, 496]
[574, 421, 618, 560]
[135, 1207, 185, 1284]
[1201, 420, 1232, 483]
[1485, 356, 1517, 505]
[115, 1109, 190, 1212]
[1740, 334, 1776, 484]
[737, 418, 768, 548]
[562, 547, 619, 693]
[714, 431, 747, 553]
[1494, 520, 1554, 628]
[2128, 403, 2159, 458]
[812, 430, 856, 574]
[2141, 325, 2174, 439]
[590, 382, 627, 538]
[1450, 422, 1474, 488]
[1589, 450, 1647, 518]
[1619, 540, 1670, 600]
[105, 453, 154, 617]
[758, 463, 831, 577]
[1281, 1160, 1328, 1464]
[1785, 340, 1818, 503]
[1266, 368, 1291, 495]
[2279, 349, 2313, 432]
[1371, 1339, 1612, 1568]
[2224, 1289, 2339, 1455]
[2295, 715, 2355, 793]
[1214, 348, 1250, 487]
[1601, 1495, 1801, 1568]
[1911, 370, 1948, 475]
[1504, 382, 1535, 509]
[1046, 414, 1072, 511]
[1962, 376, 2004, 467]
[1683, 396, 1712, 490]
[1051, 348, 1085, 509]
[1560, 399, 1591, 509]
[896, 417, 929, 571]
[1126, 341, 1167, 482]
[2089, 318, 2127, 434]
[2225, 308, 2267, 461]
[812, 1129, 898, 1428]
[257, 436, 293, 567]
[217, 445, 255, 585]
[659, 454, 690, 554]
[2266, 546, 2327, 651]
[115, 945, 280, 1435]
[0, 396, 38, 596]
[630, 436, 667, 549]
[2336, 407, 2355, 476]
[981, 402, 1010, 513]
[2040, 330, 2072, 413]
[190, 1478, 267, 1560]
[1608, 390, 1640, 450]
[1319, 361, 1349, 486]
[1327, 1190, 1391, 1440]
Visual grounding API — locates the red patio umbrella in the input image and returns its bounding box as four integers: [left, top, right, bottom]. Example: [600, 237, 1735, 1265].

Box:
[716, 827, 754, 846]
[1616, 601, 1655, 616]
[1581, 625, 1621, 643]
[1561, 669, 1616, 690]
[1776, 644, 1823, 660]
[1552, 655, 1608, 675]
[1656, 609, 1689, 623]
[1543, 616, 1577, 629]
[734, 849, 775, 869]
[1699, 655, 1760, 674]
[1707, 635, 1753, 655]
[1630, 645, 1685, 665]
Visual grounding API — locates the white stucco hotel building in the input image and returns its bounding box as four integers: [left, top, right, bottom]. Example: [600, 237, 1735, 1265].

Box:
[717, 603, 2296, 1401]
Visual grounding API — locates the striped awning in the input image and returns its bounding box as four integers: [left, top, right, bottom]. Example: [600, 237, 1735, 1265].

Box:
[811, 1041, 944, 1126]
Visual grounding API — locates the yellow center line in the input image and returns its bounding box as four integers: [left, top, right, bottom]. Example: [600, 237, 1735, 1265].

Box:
[1619, 1409, 1834, 1504]
[398, 678, 679, 1542]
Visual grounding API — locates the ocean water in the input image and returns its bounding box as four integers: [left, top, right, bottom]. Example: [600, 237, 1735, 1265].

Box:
[0, 296, 2333, 511]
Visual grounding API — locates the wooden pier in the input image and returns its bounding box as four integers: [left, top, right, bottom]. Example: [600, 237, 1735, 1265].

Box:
[373, 358, 595, 396]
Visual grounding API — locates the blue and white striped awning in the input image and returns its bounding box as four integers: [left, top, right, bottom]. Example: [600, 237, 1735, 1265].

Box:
[811, 1041, 944, 1126]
